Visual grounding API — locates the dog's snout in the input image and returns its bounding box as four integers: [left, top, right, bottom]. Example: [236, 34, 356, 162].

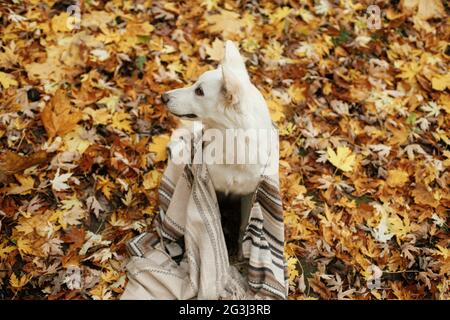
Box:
[161, 93, 170, 104]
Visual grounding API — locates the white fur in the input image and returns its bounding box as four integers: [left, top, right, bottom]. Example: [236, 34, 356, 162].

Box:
[163, 41, 272, 196]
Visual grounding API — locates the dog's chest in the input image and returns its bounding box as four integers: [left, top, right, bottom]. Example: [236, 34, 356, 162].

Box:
[207, 163, 262, 195]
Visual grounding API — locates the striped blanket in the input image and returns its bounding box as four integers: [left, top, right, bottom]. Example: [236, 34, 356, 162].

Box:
[121, 124, 287, 300]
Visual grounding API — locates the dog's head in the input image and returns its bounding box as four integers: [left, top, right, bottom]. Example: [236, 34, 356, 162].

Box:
[161, 41, 252, 124]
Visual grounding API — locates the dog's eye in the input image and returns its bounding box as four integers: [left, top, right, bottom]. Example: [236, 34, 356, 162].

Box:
[195, 86, 204, 96]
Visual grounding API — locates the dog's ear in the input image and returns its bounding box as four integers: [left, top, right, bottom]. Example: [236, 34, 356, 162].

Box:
[221, 41, 248, 106]
[223, 40, 248, 79]
[221, 64, 241, 105]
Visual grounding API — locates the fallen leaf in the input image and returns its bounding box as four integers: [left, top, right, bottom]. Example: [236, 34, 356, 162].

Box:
[41, 89, 82, 139]
[386, 169, 409, 187]
[51, 169, 72, 191]
[148, 135, 170, 162]
[327, 146, 356, 172]
[0, 71, 18, 89]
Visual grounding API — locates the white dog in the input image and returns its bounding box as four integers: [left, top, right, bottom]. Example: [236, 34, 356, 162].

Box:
[161, 40, 273, 257]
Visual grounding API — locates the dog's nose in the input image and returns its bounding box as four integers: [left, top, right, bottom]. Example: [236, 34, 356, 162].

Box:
[161, 93, 169, 104]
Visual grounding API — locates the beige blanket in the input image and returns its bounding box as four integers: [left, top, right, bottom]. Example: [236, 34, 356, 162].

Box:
[121, 124, 287, 300]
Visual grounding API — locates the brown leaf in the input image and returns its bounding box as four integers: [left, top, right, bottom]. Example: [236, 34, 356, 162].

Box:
[308, 277, 332, 299]
[62, 227, 86, 250]
[0, 150, 48, 182]
[41, 89, 82, 139]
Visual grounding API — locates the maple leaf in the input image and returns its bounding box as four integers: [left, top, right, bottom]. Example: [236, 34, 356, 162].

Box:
[63, 266, 82, 290]
[62, 227, 85, 250]
[41, 89, 82, 139]
[7, 175, 35, 195]
[143, 170, 161, 190]
[101, 269, 120, 283]
[51, 169, 72, 191]
[63, 127, 92, 154]
[0, 71, 18, 89]
[404, 0, 446, 20]
[41, 237, 64, 256]
[111, 112, 132, 133]
[79, 231, 111, 256]
[267, 97, 285, 122]
[431, 73, 450, 91]
[205, 38, 225, 62]
[16, 238, 33, 256]
[96, 176, 115, 200]
[287, 256, 300, 285]
[148, 135, 170, 162]
[205, 10, 245, 37]
[60, 197, 86, 228]
[0, 150, 47, 178]
[84, 107, 111, 125]
[86, 248, 112, 263]
[51, 12, 72, 33]
[10, 273, 31, 289]
[121, 190, 133, 207]
[0, 241, 16, 260]
[386, 169, 409, 188]
[201, 0, 219, 11]
[90, 283, 112, 300]
[86, 196, 104, 219]
[327, 146, 356, 172]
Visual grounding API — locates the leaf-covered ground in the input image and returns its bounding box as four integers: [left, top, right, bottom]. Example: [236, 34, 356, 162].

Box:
[0, 0, 449, 300]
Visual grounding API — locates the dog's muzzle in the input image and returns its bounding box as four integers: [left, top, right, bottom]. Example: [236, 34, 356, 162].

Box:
[161, 93, 197, 119]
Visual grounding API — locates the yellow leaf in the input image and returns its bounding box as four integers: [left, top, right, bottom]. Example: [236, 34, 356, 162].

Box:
[7, 175, 34, 195]
[323, 82, 332, 95]
[0, 71, 18, 89]
[96, 176, 115, 200]
[205, 38, 224, 62]
[148, 135, 170, 162]
[416, 0, 446, 20]
[51, 12, 71, 33]
[63, 126, 91, 154]
[143, 170, 162, 190]
[327, 146, 356, 172]
[97, 95, 120, 111]
[16, 238, 33, 256]
[0, 241, 16, 260]
[270, 7, 292, 24]
[167, 61, 185, 74]
[10, 273, 31, 289]
[435, 245, 448, 259]
[288, 84, 306, 104]
[201, 0, 219, 11]
[431, 73, 450, 91]
[267, 98, 285, 122]
[84, 107, 111, 125]
[388, 213, 410, 240]
[101, 269, 120, 283]
[386, 169, 409, 188]
[287, 256, 299, 284]
[111, 112, 132, 133]
[205, 10, 245, 37]
[443, 150, 450, 167]
[242, 38, 259, 53]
